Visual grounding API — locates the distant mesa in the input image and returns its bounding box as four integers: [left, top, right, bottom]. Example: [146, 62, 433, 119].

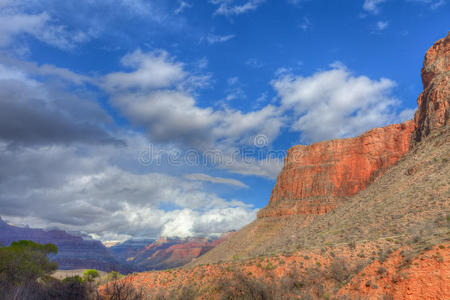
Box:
[110, 232, 233, 271]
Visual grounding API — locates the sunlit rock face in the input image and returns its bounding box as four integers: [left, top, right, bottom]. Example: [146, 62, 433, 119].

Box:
[413, 31, 450, 143]
[257, 121, 414, 218]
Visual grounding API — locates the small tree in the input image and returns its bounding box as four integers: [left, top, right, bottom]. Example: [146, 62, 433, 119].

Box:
[83, 269, 100, 282]
[0, 240, 58, 286]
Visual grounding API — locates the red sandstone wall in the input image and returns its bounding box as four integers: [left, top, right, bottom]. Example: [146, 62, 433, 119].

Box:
[413, 31, 450, 142]
[258, 121, 414, 218]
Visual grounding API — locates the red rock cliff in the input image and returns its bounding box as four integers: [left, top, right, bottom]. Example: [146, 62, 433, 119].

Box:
[413, 31, 450, 142]
[258, 121, 414, 218]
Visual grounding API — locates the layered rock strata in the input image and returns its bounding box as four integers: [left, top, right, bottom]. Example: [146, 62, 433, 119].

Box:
[258, 121, 415, 218]
[413, 31, 449, 142]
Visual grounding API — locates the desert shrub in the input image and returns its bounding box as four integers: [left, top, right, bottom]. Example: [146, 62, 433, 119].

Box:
[348, 241, 356, 249]
[97, 280, 144, 300]
[216, 270, 273, 300]
[175, 284, 197, 300]
[328, 257, 351, 283]
[84, 269, 100, 282]
[377, 266, 387, 276]
[0, 276, 93, 300]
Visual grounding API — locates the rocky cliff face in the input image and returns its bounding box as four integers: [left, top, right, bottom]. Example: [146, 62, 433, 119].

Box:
[259, 32, 449, 219]
[413, 32, 450, 142]
[258, 121, 415, 218]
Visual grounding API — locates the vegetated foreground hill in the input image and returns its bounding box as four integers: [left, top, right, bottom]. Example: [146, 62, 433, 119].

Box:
[0, 218, 124, 272]
[110, 234, 232, 271]
[105, 32, 449, 299]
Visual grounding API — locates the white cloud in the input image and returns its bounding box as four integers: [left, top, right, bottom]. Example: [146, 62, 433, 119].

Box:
[272, 63, 410, 143]
[111, 90, 283, 150]
[105, 50, 284, 153]
[0, 61, 260, 241]
[210, 0, 266, 16]
[224, 76, 246, 101]
[363, 0, 386, 14]
[0, 0, 183, 51]
[104, 50, 187, 91]
[0, 4, 91, 50]
[376, 20, 389, 30]
[0, 142, 257, 241]
[0, 13, 49, 47]
[185, 173, 249, 188]
[205, 33, 236, 44]
[0, 56, 91, 85]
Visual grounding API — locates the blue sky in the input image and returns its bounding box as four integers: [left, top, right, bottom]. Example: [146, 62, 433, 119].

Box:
[0, 0, 448, 242]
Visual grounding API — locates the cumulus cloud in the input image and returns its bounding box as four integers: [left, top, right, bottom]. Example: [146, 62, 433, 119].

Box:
[0, 64, 121, 148]
[210, 0, 266, 16]
[184, 173, 249, 188]
[104, 50, 187, 91]
[272, 63, 413, 143]
[105, 50, 284, 152]
[0, 141, 257, 241]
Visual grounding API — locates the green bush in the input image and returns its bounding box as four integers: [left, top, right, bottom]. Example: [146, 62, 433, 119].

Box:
[83, 269, 100, 282]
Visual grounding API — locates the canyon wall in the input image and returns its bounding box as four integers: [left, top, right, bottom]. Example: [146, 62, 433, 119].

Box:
[413, 32, 450, 142]
[258, 31, 449, 219]
[258, 121, 414, 218]
[112, 234, 232, 271]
